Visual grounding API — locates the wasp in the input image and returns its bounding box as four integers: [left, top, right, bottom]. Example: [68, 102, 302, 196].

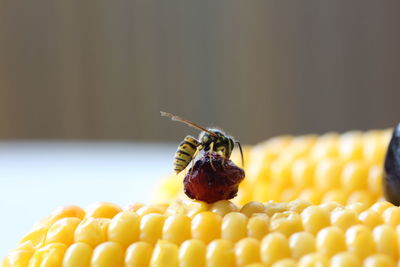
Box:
[161, 111, 244, 174]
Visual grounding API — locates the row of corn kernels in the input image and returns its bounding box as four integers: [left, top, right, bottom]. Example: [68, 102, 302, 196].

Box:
[4, 199, 400, 266]
[237, 130, 391, 205]
[238, 160, 383, 205]
[7, 234, 398, 267]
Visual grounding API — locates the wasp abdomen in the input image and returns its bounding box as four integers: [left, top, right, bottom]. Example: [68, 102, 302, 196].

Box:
[173, 136, 200, 173]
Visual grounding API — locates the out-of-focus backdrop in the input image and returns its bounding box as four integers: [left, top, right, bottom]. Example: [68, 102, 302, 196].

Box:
[1, 1, 399, 143]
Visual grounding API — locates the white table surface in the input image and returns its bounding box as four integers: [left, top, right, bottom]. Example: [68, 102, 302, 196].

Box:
[0, 141, 176, 260]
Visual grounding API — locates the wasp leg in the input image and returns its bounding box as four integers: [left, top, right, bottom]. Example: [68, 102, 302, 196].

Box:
[220, 148, 227, 170]
[235, 141, 245, 168]
[189, 145, 203, 178]
[209, 142, 216, 171]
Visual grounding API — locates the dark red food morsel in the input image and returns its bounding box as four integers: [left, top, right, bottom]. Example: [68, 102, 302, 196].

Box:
[183, 153, 245, 203]
[383, 123, 400, 205]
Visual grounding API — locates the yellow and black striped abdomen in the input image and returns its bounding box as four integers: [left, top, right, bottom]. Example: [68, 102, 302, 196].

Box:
[173, 136, 200, 174]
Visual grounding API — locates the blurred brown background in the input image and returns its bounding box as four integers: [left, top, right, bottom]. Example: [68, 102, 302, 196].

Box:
[0, 1, 399, 144]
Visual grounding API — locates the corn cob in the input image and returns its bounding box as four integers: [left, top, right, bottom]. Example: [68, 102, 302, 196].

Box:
[4, 199, 400, 266]
[154, 129, 391, 206]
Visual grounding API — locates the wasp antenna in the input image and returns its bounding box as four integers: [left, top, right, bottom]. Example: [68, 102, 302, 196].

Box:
[160, 111, 177, 120]
[235, 141, 245, 168]
[160, 111, 218, 137]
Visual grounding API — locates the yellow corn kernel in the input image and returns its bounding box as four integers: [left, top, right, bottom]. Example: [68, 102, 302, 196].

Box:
[28, 243, 66, 267]
[18, 224, 48, 248]
[246, 160, 270, 185]
[45, 217, 81, 246]
[301, 206, 330, 235]
[234, 238, 260, 266]
[206, 239, 235, 267]
[314, 159, 342, 190]
[358, 210, 382, 228]
[298, 253, 329, 267]
[33, 217, 51, 229]
[62, 242, 92, 267]
[236, 188, 253, 205]
[339, 131, 363, 160]
[178, 239, 206, 267]
[370, 201, 393, 214]
[316, 226, 346, 257]
[2, 249, 34, 267]
[330, 209, 360, 230]
[291, 158, 315, 189]
[322, 190, 347, 205]
[269, 211, 303, 237]
[373, 225, 397, 258]
[249, 180, 267, 202]
[347, 190, 374, 206]
[240, 201, 266, 217]
[382, 207, 400, 227]
[136, 205, 165, 217]
[270, 159, 293, 189]
[152, 173, 184, 204]
[74, 218, 106, 247]
[287, 199, 312, 213]
[260, 233, 290, 266]
[364, 254, 396, 267]
[149, 240, 179, 267]
[98, 218, 111, 239]
[85, 202, 122, 219]
[209, 200, 239, 217]
[364, 131, 388, 163]
[278, 145, 308, 164]
[280, 188, 298, 202]
[330, 252, 361, 267]
[261, 135, 292, 151]
[140, 214, 166, 244]
[288, 231, 316, 260]
[264, 202, 289, 217]
[166, 200, 209, 218]
[222, 212, 248, 242]
[319, 202, 343, 212]
[271, 259, 297, 267]
[346, 225, 376, 259]
[124, 241, 153, 267]
[155, 203, 169, 211]
[162, 214, 191, 245]
[292, 134, 317, 150]
[254, 183, 282, 202]
[368, 165, 383, 196]
[123, 202, 144, 212]
[48, 205, 85, 225]
[16, 240, 36, 252]
[291, 134, 316, 148]
[341, 161, 368, 192]
[191, 212, 221, 243]
[346, 202, 368, 213]
[298, 188, 324, 204]
[91, 241, 124, 267]
[247, 214, 270, 239]
[311, 133, 339, 158]
[107, 211, 140, 247]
